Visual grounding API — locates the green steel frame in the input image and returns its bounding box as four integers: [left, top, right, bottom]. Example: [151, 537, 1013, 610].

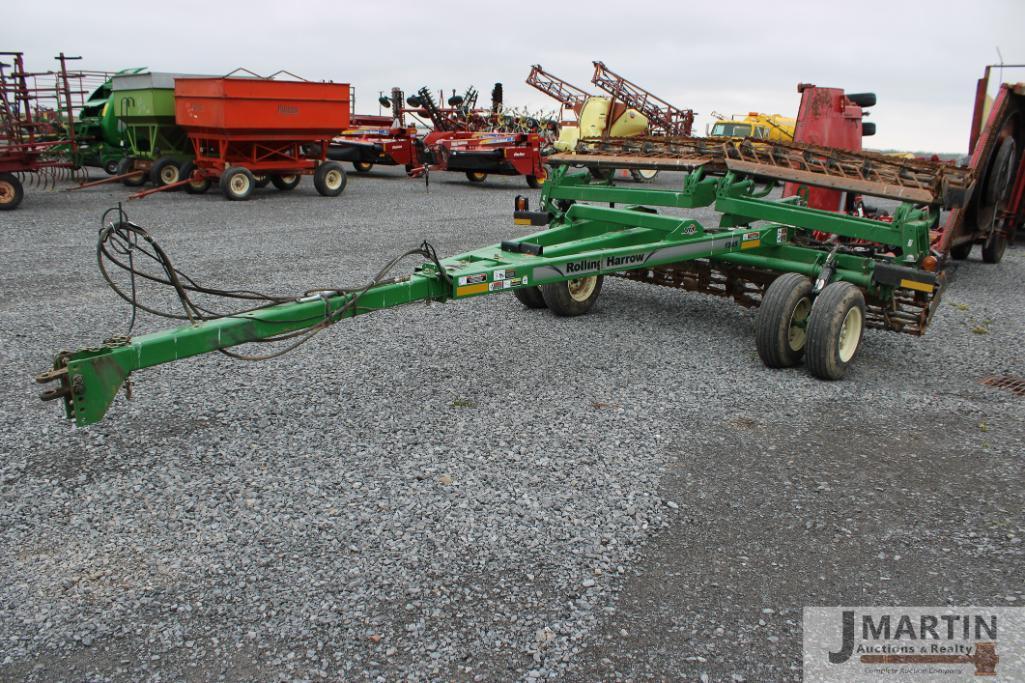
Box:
[113, 87, 191, 163]
[38, 166, 941, 426]
[121, 123, 191, 162]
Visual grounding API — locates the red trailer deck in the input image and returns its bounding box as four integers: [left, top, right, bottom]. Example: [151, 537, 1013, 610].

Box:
[172, 76, 351, 201]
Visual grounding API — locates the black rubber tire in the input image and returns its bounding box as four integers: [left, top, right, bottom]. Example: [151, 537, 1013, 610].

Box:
[589, 167, 613, 181]
[178, 161, 211, 195]
[630, 168, 659, 182]
[984, 136, 1017, 206]
[118, 157, 146, 187]
[0, 172, 24, 211]
[540, 276, 603, 316]
[271, 174, 301, 191]
[219, 167, 256, 201]
[861, 122, 876, 137]
[982, 232, 1008, 264]
[149, 157, 182, 187]
[949, 241, 973, 260]
[104, 159, 121, 176]
[556, 199, 576, 214]
[353, 162, 373, 173]
[525, 175, 542, 189]
[847, 92, 877, 108]
[254, 175, 271, 189]
[513, 286, 547, 309]
[755, 273, 813, 369]
[466, 171, 487, 183]
[313, 161, 347, 197]
[805, 282, 866, 381]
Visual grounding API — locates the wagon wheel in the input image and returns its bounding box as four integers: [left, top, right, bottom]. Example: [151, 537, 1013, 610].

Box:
[220, 167, 256, 201]
[630, 168, 659, 182]
[271, 174, 301, 191]
[540, 276, 604, 316]
[254, 175, 271, 189]
[982, 228, 1009, 264]
[949, 240, 974, 260]
[465, 171, 487, 183]
[104, 159, 121, 176]
[179, 161, 211, 195]
[314, 162, 347, 197]
[0, 173, 24, 211]
[118, 158, 146, 187]
[513, 286, 547, 309]
[353, 162, 374, 173]
[150, 157, 182, 187]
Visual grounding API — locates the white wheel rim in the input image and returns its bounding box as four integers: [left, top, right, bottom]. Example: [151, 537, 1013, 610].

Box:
[325, 170, 342, 190]
[567, 277, 597, 302]
[838, 306, 863, 362]
[638, 169, 658, 179]
[161, 166, 179, 184]
[230, 174, 250, 194]
[787, 298, 811, 351]
[0, 181, 14, 203]
[281, 175, 297, 184]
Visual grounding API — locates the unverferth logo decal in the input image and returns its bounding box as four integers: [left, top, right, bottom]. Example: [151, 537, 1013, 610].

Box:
[804, 607, 1025, 682]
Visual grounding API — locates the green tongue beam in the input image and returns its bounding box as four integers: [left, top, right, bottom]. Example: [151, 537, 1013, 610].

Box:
[36, 203, 781, 426]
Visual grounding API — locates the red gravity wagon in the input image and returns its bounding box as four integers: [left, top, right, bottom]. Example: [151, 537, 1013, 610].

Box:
[172, 76, 350, 201]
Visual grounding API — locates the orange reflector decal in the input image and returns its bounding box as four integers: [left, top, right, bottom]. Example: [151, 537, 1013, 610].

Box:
[456, 283, 489, 297]
[900, 278, 934, 293]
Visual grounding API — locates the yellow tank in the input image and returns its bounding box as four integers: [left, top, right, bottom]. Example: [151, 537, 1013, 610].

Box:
[608, 107, 647, 137]
[554, 125, 580, 152]
[555, 96, 650, 151]
[578, 97, 611, 138]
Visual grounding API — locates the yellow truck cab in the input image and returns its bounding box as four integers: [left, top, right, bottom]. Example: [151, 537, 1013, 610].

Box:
[709, 113, 795, 141]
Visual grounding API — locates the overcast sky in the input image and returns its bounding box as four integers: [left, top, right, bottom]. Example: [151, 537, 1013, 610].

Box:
[5, 0, 1022, 153]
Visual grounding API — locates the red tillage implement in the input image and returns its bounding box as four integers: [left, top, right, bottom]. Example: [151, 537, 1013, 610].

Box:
[420, 130, 547, 188]
[0, 52, 90, 210]
[163, 76, 350, 201]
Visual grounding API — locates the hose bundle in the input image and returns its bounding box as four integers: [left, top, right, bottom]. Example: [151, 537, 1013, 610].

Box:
[97, 206, 447, 360]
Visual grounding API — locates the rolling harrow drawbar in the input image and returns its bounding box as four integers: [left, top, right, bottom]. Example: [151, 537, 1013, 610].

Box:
[38, 139, 971, 426]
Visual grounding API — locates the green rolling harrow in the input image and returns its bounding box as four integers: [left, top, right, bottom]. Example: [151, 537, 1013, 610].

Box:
[37, 137, 972, 427]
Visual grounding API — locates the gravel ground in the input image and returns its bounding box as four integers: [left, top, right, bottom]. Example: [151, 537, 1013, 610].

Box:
[1, 168, 1023, 682]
